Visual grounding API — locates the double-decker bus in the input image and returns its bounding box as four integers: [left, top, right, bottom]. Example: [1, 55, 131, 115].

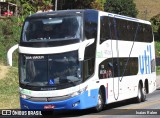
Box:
[19, 9, 156, 112]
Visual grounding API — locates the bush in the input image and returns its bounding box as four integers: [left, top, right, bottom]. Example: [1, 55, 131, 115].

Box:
[150, 13, 160, 41]
[0, 17, 22, 66]
[158, 25, 160, 38]
[104, 0, 138, 17]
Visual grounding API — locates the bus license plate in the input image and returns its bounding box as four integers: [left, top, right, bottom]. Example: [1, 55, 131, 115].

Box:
[44, 105, 55, 109]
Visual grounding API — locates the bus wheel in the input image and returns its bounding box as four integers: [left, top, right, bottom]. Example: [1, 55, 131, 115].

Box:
[136, 84, 146, 103]
[141, 87, 146, 102]
[94, 90, 104, 112]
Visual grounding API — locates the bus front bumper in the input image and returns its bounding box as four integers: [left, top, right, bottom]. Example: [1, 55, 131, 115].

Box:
[20, 90, 98, 110]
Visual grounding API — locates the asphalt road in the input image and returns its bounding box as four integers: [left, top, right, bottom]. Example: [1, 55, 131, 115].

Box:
[65, 89, 160, 118]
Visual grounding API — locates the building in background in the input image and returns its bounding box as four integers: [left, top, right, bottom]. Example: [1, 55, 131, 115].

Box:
[0, 0, 17, 16]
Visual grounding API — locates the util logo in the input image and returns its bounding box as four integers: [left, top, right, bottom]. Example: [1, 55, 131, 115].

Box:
[139, 45, 152, 74]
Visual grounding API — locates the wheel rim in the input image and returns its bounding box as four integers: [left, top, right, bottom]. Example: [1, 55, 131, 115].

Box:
[142, 87, 146, 101]
[97, 93, 102, 109]
[138, 87, 141, 100]
[143, 88, 146, 96]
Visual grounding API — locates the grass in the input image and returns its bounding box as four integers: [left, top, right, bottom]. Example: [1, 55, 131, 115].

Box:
[134, 0, 160, 20]
[0, 66, 19, 109]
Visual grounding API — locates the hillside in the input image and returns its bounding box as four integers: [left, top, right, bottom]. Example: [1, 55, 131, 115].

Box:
[134, 0, 160, 20]
[0, 65, 8, 80]
[0, 65, 19, 109]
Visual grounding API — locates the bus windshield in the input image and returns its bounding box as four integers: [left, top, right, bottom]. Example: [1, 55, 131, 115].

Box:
[19, 51, 82, 89]
[22, 16, 81, 42]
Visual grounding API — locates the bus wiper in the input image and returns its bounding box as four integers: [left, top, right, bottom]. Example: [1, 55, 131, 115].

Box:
[23, 82, 46, 86]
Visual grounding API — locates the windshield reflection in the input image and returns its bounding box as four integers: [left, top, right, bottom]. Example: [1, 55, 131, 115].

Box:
[20, 51, 82, 88]
[22, 16, 81, 42]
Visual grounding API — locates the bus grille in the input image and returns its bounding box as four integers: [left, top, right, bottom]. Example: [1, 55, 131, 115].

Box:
[28, 95, 71, 102]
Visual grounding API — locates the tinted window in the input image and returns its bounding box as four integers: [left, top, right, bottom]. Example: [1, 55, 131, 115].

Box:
[83, 58, 95, 81]
[83, 11, 98, 74]
[84, 11, 98, 39]
[19, 51, 82, 89]
[100, 16, 110, 43]
[22, 16, 81, 42]
[100, 16, 153, 43]
[99, 57, 138, 79]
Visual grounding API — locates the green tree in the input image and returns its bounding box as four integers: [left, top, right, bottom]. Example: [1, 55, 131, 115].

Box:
[90, 0, 106, 10]
[54, 0, 106, 10]
[0, 17, 22, 65]
[150, 14, 160, 32]
[6, 0, 17, 3]
[104, 0, 138, 17]
[150, 13, 160, 40]
[18, 0, 52, 16]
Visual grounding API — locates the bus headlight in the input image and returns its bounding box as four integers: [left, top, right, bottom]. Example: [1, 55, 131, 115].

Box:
[70, 86, 88, 97]
[20, 94, 31, 99]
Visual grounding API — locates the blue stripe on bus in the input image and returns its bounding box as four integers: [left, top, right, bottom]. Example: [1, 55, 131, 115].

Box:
[20, 89, 102, 110]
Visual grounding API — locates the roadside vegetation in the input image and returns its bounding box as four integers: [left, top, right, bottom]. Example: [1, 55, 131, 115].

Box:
[0, 17, 21, 66]
[155, 41, 160, 75]
[156, 66, 160, 75]
[0, 66, 19, 109]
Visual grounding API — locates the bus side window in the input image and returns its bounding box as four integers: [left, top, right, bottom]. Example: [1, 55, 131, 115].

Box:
[84, 12, 98, 39]
[137, 23, 143, 42]
[99, 59, 114, 79]
[100, 16, 110, 44]
[145, 25, 153, 42]
[83, 58, 95, 81]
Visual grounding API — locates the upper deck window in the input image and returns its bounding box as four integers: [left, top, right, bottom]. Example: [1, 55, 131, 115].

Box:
[22, 16, 81, 42]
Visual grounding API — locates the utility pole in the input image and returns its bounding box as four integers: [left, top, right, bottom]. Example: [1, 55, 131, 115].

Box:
[55, 0, 57, 11]
[144, 7, 148, 20]
[143, 6, 150, 20]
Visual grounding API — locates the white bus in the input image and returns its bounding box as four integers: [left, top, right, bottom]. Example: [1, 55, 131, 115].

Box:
[19, 9, 156, 112]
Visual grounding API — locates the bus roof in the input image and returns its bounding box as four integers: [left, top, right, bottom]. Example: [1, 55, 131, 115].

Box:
[28, 9, 151, 25]
[100, 11, 151, 25]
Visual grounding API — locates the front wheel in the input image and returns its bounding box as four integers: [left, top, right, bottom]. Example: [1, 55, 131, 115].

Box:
[94, 90, 104, 112]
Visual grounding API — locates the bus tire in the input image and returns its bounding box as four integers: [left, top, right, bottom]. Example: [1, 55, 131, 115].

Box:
[94, 90, 104, 112]
[141, 87, 146, 102]
[135, 84, 146, 103]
